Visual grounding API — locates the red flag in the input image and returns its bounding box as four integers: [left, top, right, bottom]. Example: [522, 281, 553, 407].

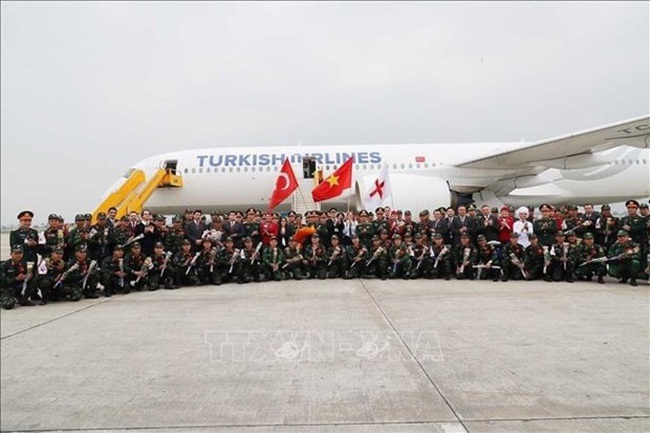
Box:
[311, 157, 354, 202]
[268, 159, 299, 210]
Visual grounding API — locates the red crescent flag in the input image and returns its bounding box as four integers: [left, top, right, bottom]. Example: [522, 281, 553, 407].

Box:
[311, 157, 354, 202]
[268, 159, 299, 210]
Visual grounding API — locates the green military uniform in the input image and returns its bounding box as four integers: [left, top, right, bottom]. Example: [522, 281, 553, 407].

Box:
[87, 220, 112, 261]
[67, 215, 90, 258]
[388, 235, 411, 280]
[0, 246, 37, 309]
[524, 235, 546, 280]
[408, 234, 430, 279]
[9, 228, 39, 264]
[100, 251, 128, 296]
[475, 236, 501, 281]
[64, 246, 100, 300]
[325, 237, 347, 278]
[239, 239, 263, 283]
[501, 235, 527, 281]
[533, 216, 558, 247]
[196, 242, 221, 286]
[283, 241, 305, 280]
[574, 233, 606, 283]
[124, 243, 150, 291]
[38, 248, 68, 301]
[355, 213, 374, 250]
[345, 237, 367, 279]
[429, 235, 453, 280]
[262, 242, 284, 281]
[453, 237, 478, 280]
[243, 217, 261, 246]
[545, 234, 576, 282]
[363, 237, 387, 280]
[172, 242, 201, 286]
[607, 230, 641, 286]
[149, 244, 176, 289]
[219, 238, 242, 283]
[302, 235, 327, 280]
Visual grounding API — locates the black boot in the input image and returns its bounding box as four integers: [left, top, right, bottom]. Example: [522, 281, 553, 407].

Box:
[631, 278, 638, 287]
[19, 296, 35, 306]
[597, 275, 605, 284]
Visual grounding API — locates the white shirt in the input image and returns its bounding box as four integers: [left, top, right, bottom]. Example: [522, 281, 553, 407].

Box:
[513, 220, 533, 248]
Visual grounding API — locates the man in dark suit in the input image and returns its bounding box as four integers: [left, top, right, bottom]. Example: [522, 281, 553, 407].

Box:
[222, 210, 246, 248]
[183, 209, 208, 251]
[134, 209, 160, 256]
[450, 205, 476, 245]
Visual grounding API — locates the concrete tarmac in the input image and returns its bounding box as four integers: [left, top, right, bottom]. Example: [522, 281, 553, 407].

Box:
[1, 278, 649, 433]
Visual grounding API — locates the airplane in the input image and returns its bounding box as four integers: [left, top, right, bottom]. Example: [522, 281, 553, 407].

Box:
[95, 115, 650, 219]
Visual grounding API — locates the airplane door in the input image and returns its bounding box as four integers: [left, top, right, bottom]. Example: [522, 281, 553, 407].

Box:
[303, 156, 316, 179]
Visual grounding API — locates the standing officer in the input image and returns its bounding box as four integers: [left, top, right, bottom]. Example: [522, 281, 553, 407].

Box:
[10, 211, 39, 263]
[533, 204, 558, 246]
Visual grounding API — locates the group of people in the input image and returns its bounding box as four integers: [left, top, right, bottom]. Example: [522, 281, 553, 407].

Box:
[1, 199, 648, 309]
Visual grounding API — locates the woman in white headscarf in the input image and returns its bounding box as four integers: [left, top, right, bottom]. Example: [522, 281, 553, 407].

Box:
[513, 206, 533, 248]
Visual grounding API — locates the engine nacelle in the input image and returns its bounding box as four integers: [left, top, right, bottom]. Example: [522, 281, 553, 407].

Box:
[355, 174, 451, 211]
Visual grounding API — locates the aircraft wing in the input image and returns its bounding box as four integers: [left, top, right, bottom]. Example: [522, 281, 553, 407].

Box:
[458, 115, 650, 170]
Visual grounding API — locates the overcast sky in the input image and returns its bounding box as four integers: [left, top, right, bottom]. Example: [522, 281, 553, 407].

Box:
[1, 1, 648, 225]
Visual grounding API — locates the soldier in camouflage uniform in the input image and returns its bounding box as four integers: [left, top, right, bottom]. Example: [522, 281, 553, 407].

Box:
[408, 233, 430, 279]
[415, 210, 432, 242]
[475, 235, 501, 281]
[67, 214, 90, 259]
[243, 208, 261, 246]
[42, 214, 67, 258]
[355, 210, 374, 250]
[429, 233, 453, 280]
[196, 238, 221, 286]
[0, 246, 37, 309]
[533, 204, 558, 247]
[620, 200, 648, 277]
[607, 230, 641, 287]
[302, 233, 327, 280]
[262, 236, 284, 281]
[219, 237, 242, 284]
[111, 216, 131, 249]
[238, 237, 263, 283]
[172, 240, 200, 287]
[164, 216, 186, 255]
[501, 232, 528, 281]
[88, 212, 112, 262]
[363, 235, 387, 280]
[149, 242, 175, 289]
[100, 245, 128, 296]
[10, 210, 40, 264]
[124, 242, 150, 291]
[545, 232, 575, 283]
[372, 207, 390, 239]
[283, 238, 305, 280]
[453, 233, 478, 280]
[574, 232, 606, 283]
[39, 247, 68, 301]
[325, 235, 347, 279]
[64, 245, 100, 300]
[523, 234, 545, 280]
[388, 234, 411, 280]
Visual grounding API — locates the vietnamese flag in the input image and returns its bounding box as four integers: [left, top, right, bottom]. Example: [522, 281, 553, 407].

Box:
[268, 159, 299, 210]
[311, 157, 354, 202]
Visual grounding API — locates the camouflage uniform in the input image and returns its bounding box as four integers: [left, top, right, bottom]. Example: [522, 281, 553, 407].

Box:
[501, 236, 528, 281]
[453, 237, 478, 280]
[475, 236, 501, 281]
[388, 235, 411, 280]
[607, 230, 641, 286]
[283, 242, 305, 280]
[408, 235, 431, 279]
[262, 243, 285, 281]
[428, 236, 453, 280]
[100, 253, 128, 296]
[325, 237, 347, 279]
[363, 238, 387, 280]
[545, 235, 576, 282]
[196, 244, 221, 286]
[574, 233, 606, 283]
[302, 235, 327, 280]
[172, 245, 201, 287]
[124, 244, 150, 291]
[0, 248, 37, 309]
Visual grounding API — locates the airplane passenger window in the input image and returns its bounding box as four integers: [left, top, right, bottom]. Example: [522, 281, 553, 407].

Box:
[267, 167, 271, 171]
[400, 164, 405, 169]
[392, 164, 397, 169]
[643, 159, 647, 164]
[251, 167, 256, 172]
[326, 165, 330, 170]
[424, 163, 429, 168]
[206, 168, 210, 173]
[199, 168, 203, 173]
[192, 168, 196, 173]
[274, 166, 278, 171]
[362, 165, 367, 170]
[222, 167, 226, 172]
[629, 159, 633, 165]
[408, 163, 413, 169]
[237, 167, 241, 172]
[635, 160, 639, 164]
[416, 164, 420, 169]
[229, 168, 233, 172]
[244, 167, 248, 172]
[184, 168, 188, 174]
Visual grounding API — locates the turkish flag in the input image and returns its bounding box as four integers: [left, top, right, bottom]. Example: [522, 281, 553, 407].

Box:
[268, 159, 299, 210]
[311, 157, 354, 202]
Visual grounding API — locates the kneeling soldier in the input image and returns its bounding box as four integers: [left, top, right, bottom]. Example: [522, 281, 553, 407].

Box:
[172, 240, 200, 287]
[0, 245, 37, 308]
[607, 230, 641, 287]
[65, 245, 100, 300]
[39, 247, 68, 302]
[364, 236, 386, 280]
[408, 233, 431, 279]
[388, 234, 411, 279]
[263, 236, 284, 281]
[429, 233, 452, 280]
[326, 235, 347, 278]
[501, 232, 528, 281]
[475, 235, 501, 281]
[303, 233, 327, 279]
[149, 242, 175, 289]
[100, 245, 128, 296]
[239, 237, 263, 283]
[124, 242, 151, 291]
[546, 232, 575, 283]
[283, 238, 305, 280]
[575, 232, 606, 284]
[525, 234, 546, 280]
[454, 233, 478, 280]
[196, 238, 221, 286]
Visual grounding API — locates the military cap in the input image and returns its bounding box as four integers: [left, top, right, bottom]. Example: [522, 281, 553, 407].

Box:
[157, 214, 166, 221]
[57, 214, 64, 221]
[372, 235, 380, 241]
[328, 207, 338, 212]
[245, 207, 256, 215]
[625, 199, 639, 208]
[351, 234, 359, 239]
[404, 232, 413, 238]
[567, 204, 578, 211]
[375, 207, 385, 213]
[460, 233, 470, 238]
[330, 235, 339, 241]
[510, 232, 520, 238]
[414, 233, 422, 239]
[120, 215, 129, 222]
[11, 245, 24, 253]
[640, 203, 649, 209]
[433, 233, 443, 239]
[529, 233, 538, 239]
[566, 231, 577, 237]
[438, 207, 447, 213]
[181, 239, 191, 245]
[467, 204, 477, 211]
[287, 210, 297, 217]
[477, 234, 486, 241]
[97, 212, 107, 219]
[583, 232, 594, 239]
[601, 204, 611, 211]
[392, 234, 402, 240]
[173, 215, 183, 222]
[617, 230, 629, 237]
[380, 229, 388, 235]
[224, 236, 234, 243]
[419, 209, 429, 216]
[539, 203, 552, 211]
[51, 246, 65, 254]
[358, 210, 369, 217]
[17, 210, 34, 219]
[269, 235, 277, 241]
[84, 213, 92, 219]
[48, 213, 59, 220]
[154, 242, 164, 248]
[311, 233, 319, 238]
[243, 236, 253, 242]
[113, 244, 124, 251]
[404, 210, 411, 216]
[75, 244, 88, 252]
[130, 242, 141, 249]
[397, 210, 403, 215]
[75, 214, 84, 221]
[555, 231, 566, 237]
[490, 207, 499, 213]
